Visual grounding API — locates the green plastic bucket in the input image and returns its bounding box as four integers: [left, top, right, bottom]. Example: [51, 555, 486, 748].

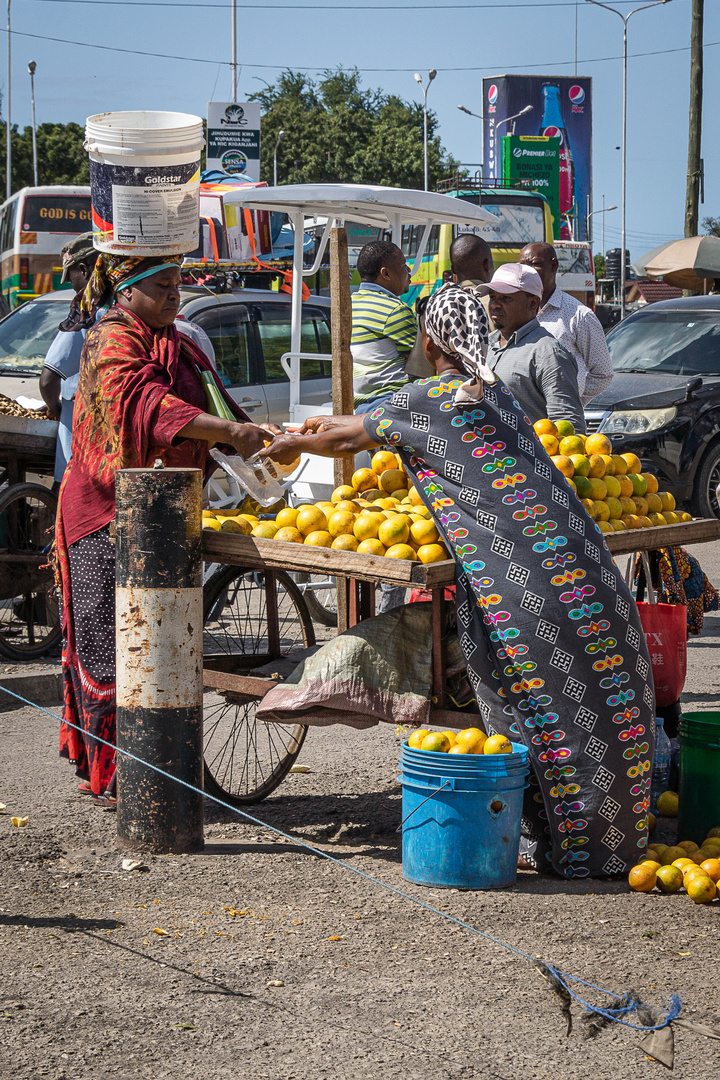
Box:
[677, 712, 720, 844]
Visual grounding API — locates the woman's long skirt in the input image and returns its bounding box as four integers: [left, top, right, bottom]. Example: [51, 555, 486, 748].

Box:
[58, 526, 116, 795]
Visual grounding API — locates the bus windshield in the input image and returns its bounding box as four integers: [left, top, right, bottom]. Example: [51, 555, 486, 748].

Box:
[454, 194, 546, 245]
[22, 195, 92, 234]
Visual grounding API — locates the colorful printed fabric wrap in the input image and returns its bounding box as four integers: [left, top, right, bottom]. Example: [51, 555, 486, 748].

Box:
[360, 374, 656, 879]
[60, 254, 182, 332]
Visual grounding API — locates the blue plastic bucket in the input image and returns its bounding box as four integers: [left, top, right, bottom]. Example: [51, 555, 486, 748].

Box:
[399, 740, 529, 890]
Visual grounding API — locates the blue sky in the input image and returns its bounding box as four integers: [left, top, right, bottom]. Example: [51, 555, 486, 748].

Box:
[7, 0, 718, 261]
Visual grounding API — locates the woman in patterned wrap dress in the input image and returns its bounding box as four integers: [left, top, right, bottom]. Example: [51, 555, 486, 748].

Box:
[263, 285, 656, 879]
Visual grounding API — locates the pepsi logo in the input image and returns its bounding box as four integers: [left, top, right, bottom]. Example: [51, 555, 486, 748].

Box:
[543, 125, 565, 146]
[487, 84, 498, 105]
[569, 84, 585, 105]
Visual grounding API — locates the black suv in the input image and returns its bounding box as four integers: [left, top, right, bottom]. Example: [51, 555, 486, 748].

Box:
[584, 296, 720, 518]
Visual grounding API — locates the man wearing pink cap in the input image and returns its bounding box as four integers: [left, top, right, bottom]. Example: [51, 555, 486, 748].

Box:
[480, 263, 585, 432]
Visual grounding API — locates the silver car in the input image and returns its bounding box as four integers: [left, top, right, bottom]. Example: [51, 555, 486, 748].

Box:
[0, 287, 332, 427]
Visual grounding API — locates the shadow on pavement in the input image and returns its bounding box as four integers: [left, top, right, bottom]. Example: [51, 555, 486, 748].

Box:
[0, 914, 123, 931]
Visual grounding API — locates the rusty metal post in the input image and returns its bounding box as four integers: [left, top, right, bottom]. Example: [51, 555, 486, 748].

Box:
[115, 467, 204, 853]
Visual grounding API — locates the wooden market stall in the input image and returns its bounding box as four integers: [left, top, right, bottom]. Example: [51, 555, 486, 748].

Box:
[201, 514, 720, 807]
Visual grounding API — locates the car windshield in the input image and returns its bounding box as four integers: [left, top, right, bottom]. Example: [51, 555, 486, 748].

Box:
[0, 298, 68, 374]
[607, 310, 720, 376]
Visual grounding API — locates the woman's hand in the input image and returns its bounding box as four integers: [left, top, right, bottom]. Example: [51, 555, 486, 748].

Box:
[226, 422, 273, 458]
[299, 415, 343, 434]
[260, 432, 305, 465]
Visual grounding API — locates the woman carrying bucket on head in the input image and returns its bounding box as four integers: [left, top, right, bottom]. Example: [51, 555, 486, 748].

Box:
[261, 284, 656, 879]
[56, 253, 275, 803]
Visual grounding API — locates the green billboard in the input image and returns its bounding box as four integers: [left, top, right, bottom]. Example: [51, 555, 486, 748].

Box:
[502, 135, 561, 240]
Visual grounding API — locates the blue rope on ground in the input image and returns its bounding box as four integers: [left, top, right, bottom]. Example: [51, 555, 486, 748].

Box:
[0, 681, 681, 1033]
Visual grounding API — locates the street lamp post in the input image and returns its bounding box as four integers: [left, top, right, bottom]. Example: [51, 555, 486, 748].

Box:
[495, 105, 533, 138]
[458, 104, 532, 183]
[28, 61, 37, 186]
[492, 107, 533, 182]
[230, 0, 237, 103]
[585, 0, 673, 318]
[457, 104, 484, 175]
[586, 196, 618, 246]
[6, 0, 11, 200]
[414, 69, 436, 191]
[273, 129, 285, 187]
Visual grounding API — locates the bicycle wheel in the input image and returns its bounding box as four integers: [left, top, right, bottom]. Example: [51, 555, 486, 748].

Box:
[291, 571, 338, 628]
[0, 482, 60, 661]
[202, 565, 314, 805]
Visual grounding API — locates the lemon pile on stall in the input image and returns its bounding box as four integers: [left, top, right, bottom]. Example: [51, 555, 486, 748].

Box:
[628, 827, 720, 904]
[533, 419, 691, 533]
[202, 450, 451, 564]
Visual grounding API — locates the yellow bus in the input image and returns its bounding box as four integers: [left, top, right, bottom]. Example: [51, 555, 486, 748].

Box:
[0, 186, 92, 308]
[402, 180, 554, 302]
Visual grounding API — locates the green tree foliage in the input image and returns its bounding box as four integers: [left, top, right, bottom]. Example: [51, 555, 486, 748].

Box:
[0, 122, 89, 195]
[702, 216, 720, 238]
[250, 68, 455, 189]
[594, 252, 606, 279]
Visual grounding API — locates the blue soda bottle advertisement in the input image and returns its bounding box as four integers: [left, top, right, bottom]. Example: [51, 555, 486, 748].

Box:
[481, 75, 592, 242]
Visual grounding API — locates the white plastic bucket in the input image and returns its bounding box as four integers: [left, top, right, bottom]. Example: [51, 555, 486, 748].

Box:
[85, 110, 205, 256]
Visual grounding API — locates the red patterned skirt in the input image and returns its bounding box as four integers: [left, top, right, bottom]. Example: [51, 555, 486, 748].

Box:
[59, 526, 116, 795]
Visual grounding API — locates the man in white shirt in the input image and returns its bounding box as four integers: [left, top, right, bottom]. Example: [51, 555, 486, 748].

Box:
[519, 242, 613, 405]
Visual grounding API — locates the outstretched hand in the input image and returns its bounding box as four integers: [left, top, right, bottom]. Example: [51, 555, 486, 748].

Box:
[299, 415, 343, 434]
[226, 422, 274, 458]
[259, 432, 306, 465]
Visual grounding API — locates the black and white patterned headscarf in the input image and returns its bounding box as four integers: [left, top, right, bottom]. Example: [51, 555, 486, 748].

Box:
[424, 284, 495, 397]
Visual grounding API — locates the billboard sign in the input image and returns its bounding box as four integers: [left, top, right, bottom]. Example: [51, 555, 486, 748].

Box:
[482, 75, 592, 241]
[207, 101, 261, 180]
[502, 135, 561, 239]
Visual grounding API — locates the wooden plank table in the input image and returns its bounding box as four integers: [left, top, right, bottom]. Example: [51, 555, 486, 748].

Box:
[202, 517, 720, 720]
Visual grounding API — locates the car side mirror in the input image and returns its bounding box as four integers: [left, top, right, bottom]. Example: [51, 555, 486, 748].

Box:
[685, 376, 703, 402]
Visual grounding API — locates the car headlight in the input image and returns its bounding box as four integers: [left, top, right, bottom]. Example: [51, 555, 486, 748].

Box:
[602, 407, 677, 435]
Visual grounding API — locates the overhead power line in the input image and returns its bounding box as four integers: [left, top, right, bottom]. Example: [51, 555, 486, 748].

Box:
[28, 0, 689, 8]
[9, 27, 715, 73]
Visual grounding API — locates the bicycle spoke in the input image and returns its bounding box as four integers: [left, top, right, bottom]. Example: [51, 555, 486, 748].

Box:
[202, 567, 312, 804]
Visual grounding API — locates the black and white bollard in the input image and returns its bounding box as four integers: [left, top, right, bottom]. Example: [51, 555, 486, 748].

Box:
[115, 467, 204, 853]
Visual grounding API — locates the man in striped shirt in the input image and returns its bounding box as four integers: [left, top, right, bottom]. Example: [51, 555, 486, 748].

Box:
[351, 241, 416, 413]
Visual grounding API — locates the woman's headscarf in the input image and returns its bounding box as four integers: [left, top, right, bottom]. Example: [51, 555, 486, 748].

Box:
[424, 283, 496, 402]
[60, 253, 182, 332]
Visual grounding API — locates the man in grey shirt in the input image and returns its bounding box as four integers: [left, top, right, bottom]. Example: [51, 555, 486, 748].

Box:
[480, 263, 586, 433]
[519, 241, 613, 405]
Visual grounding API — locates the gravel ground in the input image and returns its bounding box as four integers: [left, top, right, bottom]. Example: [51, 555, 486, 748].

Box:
[2, 548, 720, 1080]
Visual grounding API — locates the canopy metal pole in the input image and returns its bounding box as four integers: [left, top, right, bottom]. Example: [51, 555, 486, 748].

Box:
[289, 210, 304, 417]
[389, 212, 403, 249]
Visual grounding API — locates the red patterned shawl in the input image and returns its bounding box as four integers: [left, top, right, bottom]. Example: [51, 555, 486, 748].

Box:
[56, 302, 248, 671]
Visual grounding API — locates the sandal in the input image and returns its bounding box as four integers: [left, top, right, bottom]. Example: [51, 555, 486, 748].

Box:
[78, 782, 94, 795]
[92, 793, 117, 809]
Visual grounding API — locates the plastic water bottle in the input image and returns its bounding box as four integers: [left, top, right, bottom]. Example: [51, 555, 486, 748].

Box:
[651, 717, 671, 811]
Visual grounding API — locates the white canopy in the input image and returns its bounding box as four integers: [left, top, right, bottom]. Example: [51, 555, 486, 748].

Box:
[221, 182, 498, 230]
[221, 183, 498, 423]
